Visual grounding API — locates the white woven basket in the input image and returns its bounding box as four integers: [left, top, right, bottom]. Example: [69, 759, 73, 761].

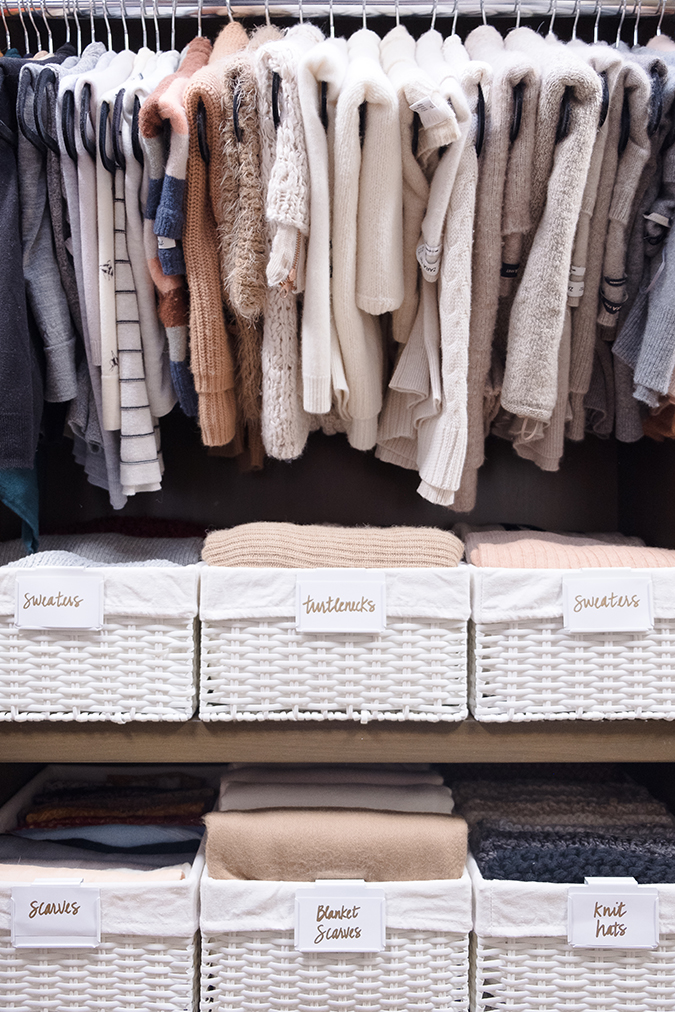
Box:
[0, 565, 200, 721]
[469, 567, 675, 721]
[468, 855, 675, 1012]
[199, 567, 470, 722]
[200, 873, 472, 1011]
[0, 764, 213, 1011]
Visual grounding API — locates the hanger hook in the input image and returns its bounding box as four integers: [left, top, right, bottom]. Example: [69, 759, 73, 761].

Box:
[515, 0, 522, 29]
[480, 0, 486, 25]
[1, 0, 10, 50]
[362, 0, 366, 31]
[139, 0, 147, 48]
[197, 0, 202, 34]
[430, 0, 438, 30]
[593, 0, 602, 41]
[615, 0, 627, 46]
[656, 0, 666, 33]
[119, 0, 128, 48]
[88, 0, 94, 45]
[265, 0, 271, 25]
[152, 0, 159, 49]
[547, 0, 557, 36]
[452, 0, 459, 34]
[16, 0, 29, 55]
[572, 0, 581, 38]
[225, 0, 233, 21]
[27, 0, 43, 52]
[73, 0, 82, 54]
[633, 0, 642, 45]
[395, 0, 399, 26]
[329, 0, 334, 35]
[298, 0, 303, 23]
[102, 0, 112, 50]
[171, 0, 177, 49]
[40, 0, 53, 51]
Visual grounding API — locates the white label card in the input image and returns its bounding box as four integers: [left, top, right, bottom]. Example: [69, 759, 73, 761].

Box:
[295, 881, 386, 953]
[15, 570, 104, 630]
[12, 882, 101, 948]
[296, 574, 386, 634]
[568, 878, 659, 950]
[562, 573, 653, 633]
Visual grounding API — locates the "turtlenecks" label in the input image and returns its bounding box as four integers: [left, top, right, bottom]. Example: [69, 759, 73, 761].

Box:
[296, 574, 386, 634]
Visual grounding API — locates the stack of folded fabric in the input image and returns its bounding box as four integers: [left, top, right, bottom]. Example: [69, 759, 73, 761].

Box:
[0, 531, 203, 568]
[205, 763, 468, 881]
[455, 525, 675, 568]
[451, 768, 675, 884]
[201, 522, 464, 568]
[2, 771, 217, 883]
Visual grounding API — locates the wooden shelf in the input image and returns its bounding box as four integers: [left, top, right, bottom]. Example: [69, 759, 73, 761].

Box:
[0, 718, 674, 764]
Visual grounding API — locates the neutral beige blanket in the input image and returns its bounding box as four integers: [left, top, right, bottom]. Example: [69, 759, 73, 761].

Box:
[204, 809, 467, 881]
[218, 783, 455, 815]
[202, 523, 464, 568]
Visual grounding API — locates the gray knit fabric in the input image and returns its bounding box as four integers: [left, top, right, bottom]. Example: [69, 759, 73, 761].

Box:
[0, 533, 202, 567]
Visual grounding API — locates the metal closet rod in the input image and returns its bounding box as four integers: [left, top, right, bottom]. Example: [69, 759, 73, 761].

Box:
[4, 0, 674, 18]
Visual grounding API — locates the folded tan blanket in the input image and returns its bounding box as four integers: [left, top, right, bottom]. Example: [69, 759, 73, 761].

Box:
[222, 764, 444, 786]
[202, 523, 463, 568]
[463, 530, 675, 568]
[219, 783, 454, 815]
[0, 864, 188, 883]
[204, 810, 467, 881]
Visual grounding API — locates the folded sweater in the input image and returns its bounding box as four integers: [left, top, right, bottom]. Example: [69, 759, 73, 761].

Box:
[463, 530, 675, 568]
[222, 764, 444, 786]
[202, 523, 464, 568]
[0, 835, 193, 870]
[218, 783, 454, 814]
[0, 532, 202, 567]
[204, 809, 467, 881]
[0, 863, 188, 883]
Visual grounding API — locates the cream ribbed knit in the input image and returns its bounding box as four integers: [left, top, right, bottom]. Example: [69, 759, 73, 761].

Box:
[332, 29, 402, 450]
[464, 529, 675, 568]
[256, 25, 322, 461]
[202, 522, 464, 568]
[297, 37, 349, 416]
[500, 29, 601, 430]
[416, 41, 491, 506]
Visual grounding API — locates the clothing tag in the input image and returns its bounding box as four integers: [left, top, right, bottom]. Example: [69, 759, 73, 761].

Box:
[562, 573, 653, 633]
[568, 878, 659, 949]
[157, 235, 177, 250]
[296, 573, 386, 634]
[295, 881, 386, 953]
[12, 882, 101, 948]
[15, 570, 104, 630]
[644, 212, 671, 228]
[409, 95, 451, 129]
[567, 280, 585, 298]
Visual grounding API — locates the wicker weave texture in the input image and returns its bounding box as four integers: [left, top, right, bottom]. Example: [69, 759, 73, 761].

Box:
[0, 616, 197, 722]
[471, 933, 675, 1011]
[199, 619, 468, 722]
[201, 928, 470, 1010]
[469, 618, 675, 721]
[0, 932, 199, 1010]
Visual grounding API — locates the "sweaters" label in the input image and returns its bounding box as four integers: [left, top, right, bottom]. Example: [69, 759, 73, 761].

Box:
[562, 574, 653, 633]
[14, 571, 104, 630]
[296, 574, 386, 634]
[295, 881, 386, 953]
[12, 881, 101, 948]
[568, 878, 659, 949]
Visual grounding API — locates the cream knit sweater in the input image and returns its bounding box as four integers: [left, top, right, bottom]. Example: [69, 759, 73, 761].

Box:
[332, 28, 403, 451]
[500, 29, 602, 431]
[256, 25, 322, 461]
[297, 37, 349, 417]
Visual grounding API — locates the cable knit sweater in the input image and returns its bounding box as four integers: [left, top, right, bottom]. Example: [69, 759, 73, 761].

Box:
[183, 24, 248, 447]
[256, 24, 322, 461]
[297, 37, 350, 417]
[332, 28, 403, 451]
[500, 30, 601, 430]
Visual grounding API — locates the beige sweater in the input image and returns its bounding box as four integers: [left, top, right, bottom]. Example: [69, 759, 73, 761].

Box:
[202, 522, 464, 568]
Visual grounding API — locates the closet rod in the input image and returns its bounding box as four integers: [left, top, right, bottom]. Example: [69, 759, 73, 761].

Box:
[4, 0, 673, 19]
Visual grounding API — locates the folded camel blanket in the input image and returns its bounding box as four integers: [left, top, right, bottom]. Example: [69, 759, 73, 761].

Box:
[222, 763, 444, 786]
[204, 810, 467, 881]
[462, 530, 675, 569]
[218, 783, 455, 815]
[202, 523, 464, 568]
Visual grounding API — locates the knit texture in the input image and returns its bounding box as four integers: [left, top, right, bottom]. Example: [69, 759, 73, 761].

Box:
[463, 528, 675, 568]
[202, 522, 464, 568]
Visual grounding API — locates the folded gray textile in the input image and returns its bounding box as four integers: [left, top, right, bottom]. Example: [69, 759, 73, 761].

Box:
[470, 821, 675, 883]
[0, 532, 202, 567]
[0, 835, 193, 870]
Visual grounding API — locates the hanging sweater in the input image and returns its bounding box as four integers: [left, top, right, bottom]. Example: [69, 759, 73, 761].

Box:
[500, 29, 601, 433]
[183, 23, 248, 448]
[256, 24, 322, 461]
[332, 28, 403, 451]
[297, 36, 350, 417]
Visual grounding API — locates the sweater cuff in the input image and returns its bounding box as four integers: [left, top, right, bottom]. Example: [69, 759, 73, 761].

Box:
[347, 415, 378, 451]
[198, 389, 237, 446]
[303, 375, 332, 415]
[417, 480, 455, 507]
[43, 340, 78, 404]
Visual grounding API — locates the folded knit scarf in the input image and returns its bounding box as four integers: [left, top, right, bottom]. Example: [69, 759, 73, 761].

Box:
[462, 529, 675, 568]
[458, 797, 675, 829]
[205, 809, 467, 881]
[202, 522, 464, 567]
[452, 778, 645, 809]
[470, 822, 675, 883]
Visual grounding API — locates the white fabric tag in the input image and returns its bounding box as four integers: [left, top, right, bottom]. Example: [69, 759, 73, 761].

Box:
[12, 882, 101, 948]
[409, 96, 451, 129]
[567, 280, 585, 297]
[295, 881, 386, 953]
[157, 235, 177, 250]
[568, 878, 659, 949]
[15, 570, 104, 630]
[644, 212, 671, 228]
[562, 573, 653, 633]
[296, 573, 386, 633]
